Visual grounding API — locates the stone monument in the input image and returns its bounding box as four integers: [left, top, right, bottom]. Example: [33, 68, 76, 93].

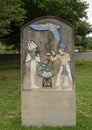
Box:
[21, 16, 76, 126]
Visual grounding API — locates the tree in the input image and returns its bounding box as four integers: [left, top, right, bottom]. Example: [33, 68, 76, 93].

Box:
[74, 20, 92, 50]
[0, 0, 26, 53]
[0, 0, 91, 53]
[86, 37, 92, 50]
[76, 20, 92, 37]
[1, 32, 20, 53]
[74, 35, 82, 45]
[29, 0, 88, 25]
[0, 0, 26, 37]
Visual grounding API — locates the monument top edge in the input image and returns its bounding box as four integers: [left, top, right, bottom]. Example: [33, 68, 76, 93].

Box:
[21, 16, 73, 30]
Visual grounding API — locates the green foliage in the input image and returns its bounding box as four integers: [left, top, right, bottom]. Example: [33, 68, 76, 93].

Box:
[0, 0, 26, 37]
[74, 46, 84, 52]
[75, 35, 82, 45]
[1, 32, 20, 53]
[0, 45, 18, 54]
[25, 0, 88, 25]
[86, 37, 92, 50]
[0, 44, 6, 54]
[74, 20, 92, 48]
[80, 37, 88, 50]
[76, 20, 91, 37]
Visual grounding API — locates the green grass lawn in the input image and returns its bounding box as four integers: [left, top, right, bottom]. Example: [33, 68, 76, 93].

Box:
[0, 60, 92, 130]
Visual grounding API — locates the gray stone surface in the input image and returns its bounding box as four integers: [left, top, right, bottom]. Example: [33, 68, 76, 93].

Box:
[21, 16, 76, 126]
[22, 90, 76, 126]
[75, 52, 92, 61]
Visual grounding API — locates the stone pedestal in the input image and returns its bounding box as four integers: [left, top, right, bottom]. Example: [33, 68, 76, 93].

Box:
[22, 90, 76, 126]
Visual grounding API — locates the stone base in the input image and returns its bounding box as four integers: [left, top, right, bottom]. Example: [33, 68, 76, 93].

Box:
[21, 90, 76, 126]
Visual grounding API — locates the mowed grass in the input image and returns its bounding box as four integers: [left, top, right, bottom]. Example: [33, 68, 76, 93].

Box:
[0, 60, 92, 130]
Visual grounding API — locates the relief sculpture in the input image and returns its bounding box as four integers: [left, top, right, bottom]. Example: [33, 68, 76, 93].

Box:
[24, 21, 73, 91]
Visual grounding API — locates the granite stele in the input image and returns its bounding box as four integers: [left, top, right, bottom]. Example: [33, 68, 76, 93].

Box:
[21, 16, 76, 126]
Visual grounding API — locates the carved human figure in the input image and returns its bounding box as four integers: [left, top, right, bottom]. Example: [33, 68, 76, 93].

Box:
[51, 43, 72, 91]
[25, 41, 40, 89]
